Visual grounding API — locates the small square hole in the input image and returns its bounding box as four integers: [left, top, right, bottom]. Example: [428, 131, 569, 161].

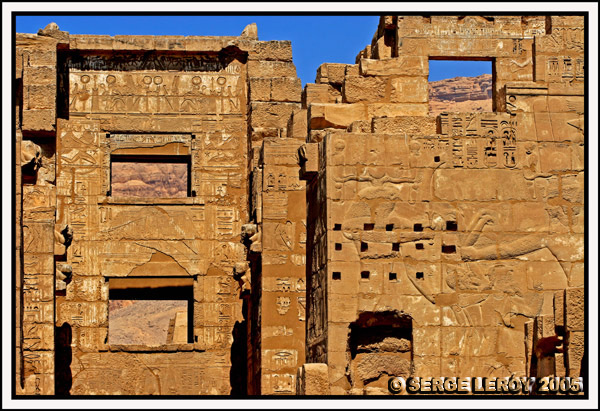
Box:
[389, 272, 397, 281]
[446, 221, 458, 231]
[335, 243, 342, 251]
[361, 271, 370, 280]
[442, 245, 457, 254]
[332, 272, 341, 280]
[364, 223, 375, 231]
[392, 243, 400, 252]
[415, 243, 424, 250]
[413, 223, 423, 232]
[434, 156, 440, 162]
[361, 242, 368, 252]
[333, 224, 342, 231]
[386, 224, 394, 231]
[416, 272, 424, 279]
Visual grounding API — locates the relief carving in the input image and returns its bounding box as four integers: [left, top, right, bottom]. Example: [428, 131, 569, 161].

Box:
[69, 71, 243, 115]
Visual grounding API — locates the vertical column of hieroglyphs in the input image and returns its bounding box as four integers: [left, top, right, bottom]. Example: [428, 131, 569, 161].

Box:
[55, 116, 109, 394]
[243, 29, 305, 394]
[259, 139, 306, 395]
[16, 23, 68, 395]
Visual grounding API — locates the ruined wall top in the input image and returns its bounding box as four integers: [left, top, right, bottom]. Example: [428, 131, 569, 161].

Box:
[17, 21, 293, 59]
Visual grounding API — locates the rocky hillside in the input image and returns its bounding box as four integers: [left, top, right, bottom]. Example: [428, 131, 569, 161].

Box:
[108, 300, 187, 345]
[111, 162, 188, 198]
[429, 74, 492, 115]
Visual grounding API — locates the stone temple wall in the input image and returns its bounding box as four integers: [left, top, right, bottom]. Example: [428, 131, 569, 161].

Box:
[299, 15, 585, 395]
[14, 15, 585, 396]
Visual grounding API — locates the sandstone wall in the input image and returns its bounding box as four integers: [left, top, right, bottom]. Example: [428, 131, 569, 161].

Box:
[300, 15, 584, 395]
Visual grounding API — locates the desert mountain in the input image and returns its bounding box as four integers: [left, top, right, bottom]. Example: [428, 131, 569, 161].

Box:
[429, 73, 492, 115]
[111, 162, 187, 198]
[108, 300, 187, 345]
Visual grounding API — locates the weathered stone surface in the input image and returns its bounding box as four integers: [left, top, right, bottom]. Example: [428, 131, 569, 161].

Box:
[309, 103, 368, 129]
[303, 83, 340, 107]
[297, 363, 329, 395]
[565, 287, 584, 331]
[342, 76, 386, 103]
[248, 60, 297, 78]
[271, 77, 302, 102]
[248, 41, 293, 61]
[251, 101, 300, 129]
[287, 108, 308, 140]
[316, 63, 349, 85]
[372, 116, 436, 134]
[359, 56, 429, 77]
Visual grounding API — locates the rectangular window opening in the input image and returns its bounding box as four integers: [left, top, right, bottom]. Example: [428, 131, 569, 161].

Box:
[110, 154, 191, 198]
[428, 59, 494, 116]
[361, 242, 368, 252]
[363, 223, 374, 231]
[108, 277, 194, 346]
[335, 243, 342, 251]
[361, 271, 370, 280]
[333, 224, 342, 231]
[332, 272, 342, 280]
[389, 272, 397, 281]
[392, 243, 400, 252]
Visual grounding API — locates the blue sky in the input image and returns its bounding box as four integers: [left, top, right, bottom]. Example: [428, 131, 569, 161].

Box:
[15, 15, 492, 85]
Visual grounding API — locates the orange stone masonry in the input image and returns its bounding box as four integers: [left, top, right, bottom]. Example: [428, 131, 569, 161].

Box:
[14, 15, 585, 396]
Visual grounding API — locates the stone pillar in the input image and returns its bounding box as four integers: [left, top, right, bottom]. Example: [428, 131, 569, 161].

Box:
[258, 139, 306, 395]
[20, 184, 57, 395]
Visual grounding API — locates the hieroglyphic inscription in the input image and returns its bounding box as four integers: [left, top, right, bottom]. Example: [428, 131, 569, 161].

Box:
[67, 53, 238, 72]
[546, 56, 585, 82]
[276, 297, 291, 315]
[69, 71, 242, 114]
[438, 113, 518, 168]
